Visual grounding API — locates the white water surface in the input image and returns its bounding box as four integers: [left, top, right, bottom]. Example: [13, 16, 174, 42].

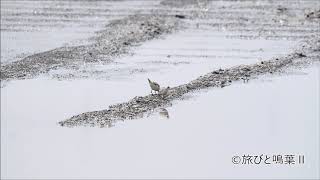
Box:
[1, 66, 319, 179]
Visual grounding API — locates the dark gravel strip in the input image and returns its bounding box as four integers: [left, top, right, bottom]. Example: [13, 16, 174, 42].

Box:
[0, 15, 181, 81]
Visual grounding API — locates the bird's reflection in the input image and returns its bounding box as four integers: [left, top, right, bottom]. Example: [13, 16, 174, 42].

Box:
[99, 119, 124, 128]
[159, 108, 169, 119]
[99, 108, 170, 128]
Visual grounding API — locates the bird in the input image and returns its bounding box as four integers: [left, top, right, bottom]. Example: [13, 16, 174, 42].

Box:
[160, 86, 170, 97]
[148, 78, 160, 94]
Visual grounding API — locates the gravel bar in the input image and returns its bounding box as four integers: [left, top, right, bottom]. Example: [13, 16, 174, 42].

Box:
[0, 14, 181, 81]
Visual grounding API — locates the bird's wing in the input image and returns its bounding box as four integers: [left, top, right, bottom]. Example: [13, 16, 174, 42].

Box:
[154, 82, 160, 87]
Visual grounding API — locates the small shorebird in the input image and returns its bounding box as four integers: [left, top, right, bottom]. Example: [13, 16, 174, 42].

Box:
[148, 78, 160, 94]
[160, 86, 170, 97]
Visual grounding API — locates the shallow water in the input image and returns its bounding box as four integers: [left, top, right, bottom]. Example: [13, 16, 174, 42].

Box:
[1, 0, 319, 179]
[111, 29, 296, 86]
[53, 28, 296, 87]
[1, 66, 319, 179]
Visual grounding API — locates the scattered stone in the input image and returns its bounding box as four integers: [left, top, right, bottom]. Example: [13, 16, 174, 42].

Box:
[296, 52, 307, 57]
[175, 14, 186, 19]
[306, 10, 320, 19]
[276, 6, 288, 13]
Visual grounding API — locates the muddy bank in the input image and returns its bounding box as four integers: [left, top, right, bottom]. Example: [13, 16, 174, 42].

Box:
[0, 14, 181, 81]
[59, 38, 320, 128]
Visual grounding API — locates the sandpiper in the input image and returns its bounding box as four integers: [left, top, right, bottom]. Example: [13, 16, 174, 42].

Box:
[148, 78, 160, 94]
[160, 86, 170, 97]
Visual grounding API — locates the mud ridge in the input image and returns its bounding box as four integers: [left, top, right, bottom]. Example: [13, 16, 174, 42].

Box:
[0, 14, 181, 82]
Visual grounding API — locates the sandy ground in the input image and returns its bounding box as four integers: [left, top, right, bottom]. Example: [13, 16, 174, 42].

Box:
[1, 0, 320, 179]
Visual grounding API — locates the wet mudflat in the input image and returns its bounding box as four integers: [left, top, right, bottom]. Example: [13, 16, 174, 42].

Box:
[1, 0, 319, 179]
